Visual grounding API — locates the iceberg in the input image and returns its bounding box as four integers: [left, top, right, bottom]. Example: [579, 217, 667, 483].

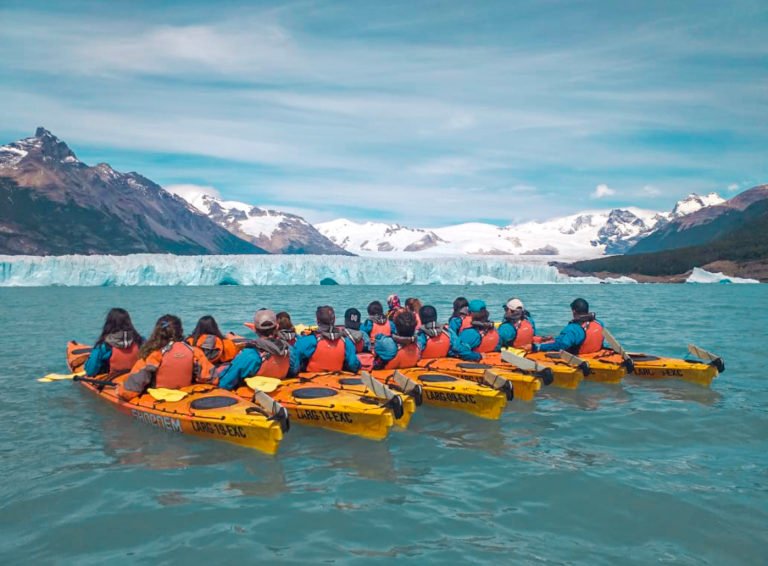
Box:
[0, 254, 642, 287]
[686, 267, 759, 284]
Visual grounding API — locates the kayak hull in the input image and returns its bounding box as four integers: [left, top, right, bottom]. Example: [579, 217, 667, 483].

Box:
[372, 368, 508, 420]
[629, 354, 719, 387]
[523, 351, 625, 384]
[297, 372, 416, 428]
[417, 358, 542, 401]
[484, 352, 584, 390]
[66, 343, 284, 455]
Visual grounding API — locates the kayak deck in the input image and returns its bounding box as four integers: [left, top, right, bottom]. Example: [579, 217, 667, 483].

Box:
[417, 358, 543, 401]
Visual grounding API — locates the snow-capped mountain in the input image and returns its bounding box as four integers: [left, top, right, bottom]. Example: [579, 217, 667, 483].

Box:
[316, 195, 724, 259]
[173, 188, 350, 255]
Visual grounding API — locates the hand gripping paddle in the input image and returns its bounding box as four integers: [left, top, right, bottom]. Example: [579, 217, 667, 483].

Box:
[481, 369, 514, 400]
[392, 370, 424, 406]
[602, 328, 635, 374]
[557, 351, 592, 376]
[688, 344, 725, 373]
[360, 371, 404, 420]
[500, 351, 554, 386]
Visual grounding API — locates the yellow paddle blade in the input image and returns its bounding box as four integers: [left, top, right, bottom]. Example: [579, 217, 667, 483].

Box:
[38, 371, 85, 382]
[147, 388, 188, 402]
[507, 347, 527, 357]
[245, 376, 282, 393]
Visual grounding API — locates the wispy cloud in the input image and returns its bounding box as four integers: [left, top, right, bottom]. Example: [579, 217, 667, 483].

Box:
[0, 1, 765, 224]
[591, 184, 616, 199]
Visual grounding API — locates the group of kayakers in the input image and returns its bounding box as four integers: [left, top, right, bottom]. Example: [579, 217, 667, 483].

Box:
[84, 294, 605, 401]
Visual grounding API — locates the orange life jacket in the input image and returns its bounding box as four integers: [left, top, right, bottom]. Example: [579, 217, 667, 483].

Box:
[370, 320, 392, 337]
[512, 319, 535, 348]
[421, 330, 452, 358]
[474, 328, 500, 353]
[306, 335, 346, 372]
[109, 343, 139, 372]
[578, 320, 604, 355]
[357, 353, 374, 372]
[155, 342, 195, 389]
[459, 316, 472, 331]
[383, 342, 421, 370]
[187, 334, 238, 364]
[257, 352, 291, 378]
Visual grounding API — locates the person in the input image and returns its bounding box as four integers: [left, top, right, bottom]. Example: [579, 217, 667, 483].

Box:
[386, 294, 402, 320]
[448, 297, 471, 334]
[373, 310, 421, 369]
[341, 308, 370, 353]
[498, 298, 538, 349]
[458, 300, 500, 353]
[84, 308, 143, 376]
[118, 315, 213, 401]
[291, 306, 361, 373]
[405, 297, 423, 327]
[361, 300, 396, 337]
[415, 305, 481, 361]
[276, 311, 297, 345]
[217, 309, 293, 390]
[535, 298, 605, 355]
[186, 315, 238, 364]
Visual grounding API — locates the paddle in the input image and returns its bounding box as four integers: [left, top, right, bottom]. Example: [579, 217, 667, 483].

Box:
[72, 375, 118, 387]
[245, 376, 282, 393]
[147, 388, 188, 402]
[602, 328, 635, 373]
[392, 370, 424, 406]
[481, 369, 514, 400]
[360, 371, 404, 420]
[37, 371, 85, 383]
[500, 351, 554, 386]
[688, 344, 725, 373]
[558, 351, 592, 377]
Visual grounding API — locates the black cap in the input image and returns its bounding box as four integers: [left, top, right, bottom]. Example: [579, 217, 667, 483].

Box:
[570, 298, 589, 314]
[419, 305, 438, 324]
[344, 308, 361, 330]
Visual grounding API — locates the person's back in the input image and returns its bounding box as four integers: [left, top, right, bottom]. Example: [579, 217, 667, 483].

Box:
[535, 298, 605, 355]
[217, 310, 292, 390]
[497, 298, 537, 349]
[361, 300, 396, 338]
[84, 307, 143, 376]
[458, 300, 500, 353]
[119, 315, 212, 400]
[293, 306, 361, 373]
[186, 315, 238, 364]
[416, 305, 481, 361]
[374, 310, 421, 369]
[448, 296, 471, 334]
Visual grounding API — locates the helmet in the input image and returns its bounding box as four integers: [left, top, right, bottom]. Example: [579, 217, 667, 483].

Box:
[253, 309, 277, 331]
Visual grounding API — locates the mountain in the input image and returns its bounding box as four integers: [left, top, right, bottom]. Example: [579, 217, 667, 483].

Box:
[0, 128, 266, 256]
[568, 185, 768, 281]
[316, 194, 722, 259]
[628, 187, 763, 254]
[174, 189, 351, 255]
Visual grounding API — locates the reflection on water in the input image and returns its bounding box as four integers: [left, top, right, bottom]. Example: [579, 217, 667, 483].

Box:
[625, 376, 723, 405]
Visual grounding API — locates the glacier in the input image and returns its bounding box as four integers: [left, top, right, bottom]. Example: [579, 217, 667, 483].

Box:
[0, 254, 638, 286]
[685, 267, 759, 284]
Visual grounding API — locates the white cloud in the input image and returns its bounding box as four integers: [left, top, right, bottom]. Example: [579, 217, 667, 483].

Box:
[591, 183, 616, 199]
[727, 183, 740, 192]
[641, 184, 662, 196]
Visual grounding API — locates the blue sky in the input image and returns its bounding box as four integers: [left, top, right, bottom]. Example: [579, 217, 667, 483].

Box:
[1, 0, 766, 225]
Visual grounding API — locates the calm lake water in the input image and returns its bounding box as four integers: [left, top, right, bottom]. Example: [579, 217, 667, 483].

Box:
[1, 284, 766, 563]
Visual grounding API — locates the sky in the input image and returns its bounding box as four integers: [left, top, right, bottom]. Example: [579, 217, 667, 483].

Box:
[1, 0, 766, 225]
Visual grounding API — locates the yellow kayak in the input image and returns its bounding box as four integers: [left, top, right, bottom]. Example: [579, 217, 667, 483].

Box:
[417, 358, 543, 401]
[372, 368, 508, 420]
[506, 349, 626, 384]
[483, 351, 584, 390]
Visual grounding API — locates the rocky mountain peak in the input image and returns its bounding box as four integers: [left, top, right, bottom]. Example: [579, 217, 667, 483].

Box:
[671, 192, 725, 217]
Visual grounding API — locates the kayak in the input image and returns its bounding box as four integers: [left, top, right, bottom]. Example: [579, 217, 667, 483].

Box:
[296, 371, 418, 428]
[65, 342, 287, 455]
[371, 368, 508, 420]
[236, 378, 397, 441]
[484, 351, 585, 389]
[416, 358, 544, 401]
[501, 349, 626, 384]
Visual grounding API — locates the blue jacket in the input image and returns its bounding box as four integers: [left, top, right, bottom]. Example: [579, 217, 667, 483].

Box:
[458, 327, 501, 353]
[373, 335, 399, 363]
[415, 327, 481, 361]
[448, 315, 467, 334]
[291, 334, 361, 374]
[217, 348, 297, 390]
[361, 318, 396, 338]
[536, 319, 604, 353]
[84, 342, 111, 376]
[498, 316, 537, 348]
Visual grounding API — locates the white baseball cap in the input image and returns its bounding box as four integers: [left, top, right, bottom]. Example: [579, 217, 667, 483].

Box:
[503, 298, 524, 311]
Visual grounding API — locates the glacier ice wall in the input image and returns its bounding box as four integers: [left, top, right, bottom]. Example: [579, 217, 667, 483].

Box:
[0, 254, 635, 286]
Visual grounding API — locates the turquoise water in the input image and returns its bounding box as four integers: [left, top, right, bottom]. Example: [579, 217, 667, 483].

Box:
[1, 285, 766, 564]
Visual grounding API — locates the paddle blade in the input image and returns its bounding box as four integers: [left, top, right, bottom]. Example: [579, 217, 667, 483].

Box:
[148, 388, 188, 402]
[500, 350, 541, 373]
[38, 370, 84, 382]
[392, 370, 424, 406]
[245, 376, 282, 393]
[603, 328, 626, 356]
[243, 322, 256, 332]
[252, 391, 290, 432]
